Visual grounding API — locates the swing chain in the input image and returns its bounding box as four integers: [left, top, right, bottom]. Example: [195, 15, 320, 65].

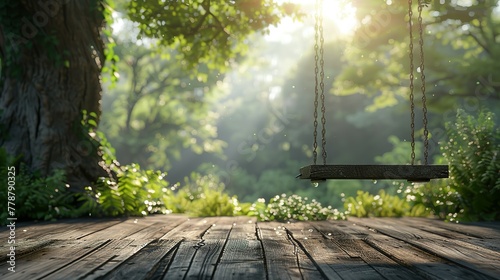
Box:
[312, 0, 320, 165]
[312, 0, 327, 165]
[417, 0, 429, 165]
[319, 0, 327, 165]
[408, 0, 416, 165]
[409, 0, 430, 165]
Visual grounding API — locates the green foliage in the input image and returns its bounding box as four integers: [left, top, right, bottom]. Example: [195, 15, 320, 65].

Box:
[385, 108, 500, 222]
[100, 39, 226, 171]
[256, 194, 345, 222]
[79, 163, 170, 217]
[343, 108, 499, 222]
[156, 172, 343, 222]
[441, 109, 500, 221]
[401, 180, 462, 222]
[126, 0, 300, 71]
[0, 149, 82, 224]
[335, 0, 500, 112]
[166, 172, 239, 217]
[0, 109, 173, 222]
[100, 0, 119, 83]
[375, 136, 422, 165]
[343, 190, 418, 218]
[77, 118, 171, 217]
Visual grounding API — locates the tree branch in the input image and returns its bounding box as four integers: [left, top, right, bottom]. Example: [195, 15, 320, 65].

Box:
[187, 0, 211, 35]
[468, 30, 491, 55]
[207, 10, 230, 36]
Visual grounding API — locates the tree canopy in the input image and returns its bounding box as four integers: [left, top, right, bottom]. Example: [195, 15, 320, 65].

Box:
[126, 0, 300, 71]
[334, 0, 500, 112]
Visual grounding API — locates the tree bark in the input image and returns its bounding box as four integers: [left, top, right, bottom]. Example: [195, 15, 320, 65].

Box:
[0, 0, 111, 191]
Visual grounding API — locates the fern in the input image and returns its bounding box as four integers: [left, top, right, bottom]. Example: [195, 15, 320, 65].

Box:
[78, 163, 171, 217]
[0, 156, 80, 224]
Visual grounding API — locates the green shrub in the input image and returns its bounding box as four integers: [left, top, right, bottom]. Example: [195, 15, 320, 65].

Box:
[401, 180, 462, 222]
[0, 149, 82, 223]
[255, 193, 345, 221]
[0, 110, 173, 222]
[78, 163, 171, 217]
[166, 172, 239, 217]
[440, 109, 499, 221]
[76, 110, 173, 217]
[344, 190, 418, 218]
[161, 175, 345, 221]
[398, 108, 499, 222]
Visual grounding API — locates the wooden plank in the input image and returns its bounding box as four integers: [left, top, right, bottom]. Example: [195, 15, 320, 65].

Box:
[56, 219, 127, 240]
[298, 164, 449, 181]
[162, 217, 227, 280]
[0, 239, 109, 280]
[213, 217, 266, 280]
[141, 240, 182, 280]
[394, 218, 500, 252]
[0, 218, 125, 241]
[342, 219, 488, 279]
[2, 215, 499, 279]
[0, 216, 180, 280]
[72, 219, 166, 278]
[0, 215, 188, 280]
[222, 217, 258, 240]
[81, 216, 188, 279]
[350, 218, 500, 279]
[46, 239, 137, 280]
[100, 216, 212, 280]
[161, 240, 199, 279]
[398, 217, 500, 239]
[285, 222, 385, 280]
[257, 222, 324, 280]
[47, 217, 187, 279]
[0, 239, 55, 263]
[214, 240, 265, 279]
[79, 215, 186, 241]
[79, 217, 162, 240]
[159, 217, 220, 241]
[183, 217, 234, 280]
[309, 220, 419, 279]
[92, 239, 181, 280]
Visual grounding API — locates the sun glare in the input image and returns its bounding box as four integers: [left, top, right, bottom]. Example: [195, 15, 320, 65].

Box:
[321, 0, 358, 35]
[272, 0, 359, 37]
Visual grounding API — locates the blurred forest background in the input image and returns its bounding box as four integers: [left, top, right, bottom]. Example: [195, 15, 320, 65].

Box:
[99, 0, 499, 209]
[1, 0, 498, 222]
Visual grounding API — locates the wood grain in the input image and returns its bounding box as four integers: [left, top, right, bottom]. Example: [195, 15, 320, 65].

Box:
[0, 215, 498, 279]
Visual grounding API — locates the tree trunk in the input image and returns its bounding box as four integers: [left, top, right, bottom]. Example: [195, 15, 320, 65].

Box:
[0, 0, 111, 191]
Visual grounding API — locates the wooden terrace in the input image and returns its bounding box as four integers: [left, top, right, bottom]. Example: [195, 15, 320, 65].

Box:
[1, 215, 499, 279]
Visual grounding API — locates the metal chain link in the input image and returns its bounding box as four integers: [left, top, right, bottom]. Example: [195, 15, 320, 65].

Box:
[417, 0, 429, 165]
[319, 0, 327, 165]
[312, 0, 320, 165]
[408, 0, 416, 165]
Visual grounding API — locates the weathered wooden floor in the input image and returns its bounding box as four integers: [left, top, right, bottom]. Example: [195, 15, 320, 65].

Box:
[1, 215, 499, 279]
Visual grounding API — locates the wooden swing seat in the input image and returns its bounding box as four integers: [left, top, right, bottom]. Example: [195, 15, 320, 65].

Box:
[298, 2, 448, 184]
[298, 164, 449, 182]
